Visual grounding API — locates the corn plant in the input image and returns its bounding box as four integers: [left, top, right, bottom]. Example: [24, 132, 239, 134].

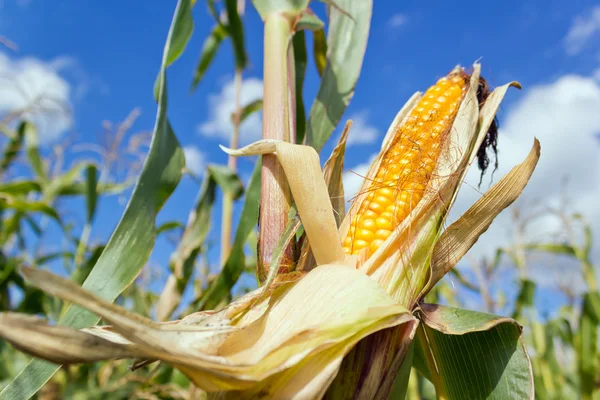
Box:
[0, 0, 544, 399]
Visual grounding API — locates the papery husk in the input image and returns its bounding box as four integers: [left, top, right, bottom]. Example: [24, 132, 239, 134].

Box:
[0, 264, 414, 398]
[221, 140, 346, 267]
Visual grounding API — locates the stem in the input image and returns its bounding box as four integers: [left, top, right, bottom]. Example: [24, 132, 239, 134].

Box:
[220, 0, 246, 267]
[258, 13, 296, 282]
[220, 68, 243, 266]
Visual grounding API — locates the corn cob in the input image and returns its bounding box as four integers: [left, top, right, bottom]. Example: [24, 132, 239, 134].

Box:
[343, 71, 470, 256]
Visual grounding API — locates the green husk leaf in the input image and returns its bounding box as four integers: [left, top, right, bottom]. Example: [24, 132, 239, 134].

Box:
[414, 304, 534, 399]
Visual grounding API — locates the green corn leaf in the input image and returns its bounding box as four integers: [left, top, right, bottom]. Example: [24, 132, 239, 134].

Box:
[84, 164, 99, 223]
[524, 242, 576, 257]
[0, 123, 24, 176]
[512, 279, 536, 321]
[235, 99, 263, 124]
[0, 181, 41, 196]
[306, 0, 372, 152]
[196, 160, 261, 310]
[0, 197, 61, 226]
[156, 165, 243, 320]
[0, 1, 191, 398]
[22, 122, 46, 183]
[413, 304, 534, 400]
[190, 23, 228, 90]
[578, 291, 600, 399]
[156, 220, 184, 235]
[225, 0, 247, 69]
[312, 28, 327, 77]
[293, 31, 307, 143]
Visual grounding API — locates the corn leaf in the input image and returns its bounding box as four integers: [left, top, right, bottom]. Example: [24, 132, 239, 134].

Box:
[0, 197, 60, 225]
[190, 24, 228, 90]
[235, 99, 263, 124]
[224, 0, 247, 70]
[413, 304, 534, 399]
[0, 1, 191, 398]
[156, 165, 243, 320]
[196, 160, 261, 310]
[306, 0, 372, 152]
[312, 28, 326, 77]
[293, 30, 308, 143]
[84, 164, 99, 223]
[0, 123, 24, 176]
[512, 279, 535, 321]
[578, 291, 600, 399]
[22, 122, 46, 183]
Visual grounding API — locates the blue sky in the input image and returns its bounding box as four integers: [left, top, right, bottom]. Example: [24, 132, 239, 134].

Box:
[1, 0, 600, 315]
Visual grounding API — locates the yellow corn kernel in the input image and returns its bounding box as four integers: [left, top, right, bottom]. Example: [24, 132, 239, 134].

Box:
[343, 70, 469, 256]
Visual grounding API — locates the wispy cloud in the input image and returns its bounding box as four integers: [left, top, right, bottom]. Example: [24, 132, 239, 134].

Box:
[198, 77, 263, 145]
[387, 13, 408, 29]
[183, 145, 206, 176]
[346, 110, 379, 146]
[564, 6, 600, 55]
[0, 52, 72, 143]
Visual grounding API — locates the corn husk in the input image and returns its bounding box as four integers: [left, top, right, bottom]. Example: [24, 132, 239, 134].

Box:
[0, 264, 414, 398]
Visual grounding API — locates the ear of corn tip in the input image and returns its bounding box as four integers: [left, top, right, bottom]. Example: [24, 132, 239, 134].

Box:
[343, 69, 471, 256]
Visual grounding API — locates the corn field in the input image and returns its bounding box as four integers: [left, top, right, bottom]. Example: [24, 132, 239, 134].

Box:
[0, 1, 597, 399]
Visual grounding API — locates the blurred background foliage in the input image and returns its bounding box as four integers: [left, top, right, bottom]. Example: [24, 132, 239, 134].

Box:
[0, 0, 598, 399]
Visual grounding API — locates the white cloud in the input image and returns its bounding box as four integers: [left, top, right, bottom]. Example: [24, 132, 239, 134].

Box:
[564, 6, 600, 55]
[346, 110, 379, 146]
[183, 145, 206, 176]
[198, 77, 263, 145]
[342, 153, 377, 205]
[451, 73, 600, 289]
[0, 52, 72, 144]
[387, 13, 408, 29]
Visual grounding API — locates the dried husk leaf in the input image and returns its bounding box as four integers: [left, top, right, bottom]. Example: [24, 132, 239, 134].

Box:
[426, 139, 540, 292]
[298, 120, 351, 272]
[0, 265, 414, 397]
[222, 141, 345, 266]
